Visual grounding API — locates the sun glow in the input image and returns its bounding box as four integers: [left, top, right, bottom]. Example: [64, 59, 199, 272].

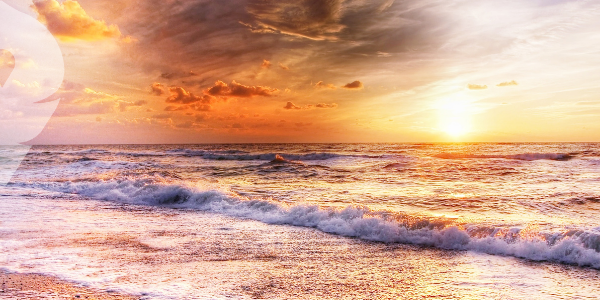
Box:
[438, 96, 473, 138]
[442, 119, 470, 137]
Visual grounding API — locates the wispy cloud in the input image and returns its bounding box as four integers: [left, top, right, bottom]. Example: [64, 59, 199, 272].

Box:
[468, 84, 487, 90]
[497, 80, 518, 87]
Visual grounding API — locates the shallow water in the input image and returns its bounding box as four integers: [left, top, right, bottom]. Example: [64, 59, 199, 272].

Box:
[2, 143, 600, 298]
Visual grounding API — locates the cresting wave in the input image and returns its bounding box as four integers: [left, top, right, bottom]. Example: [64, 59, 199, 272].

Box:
[434, 152, 574, 161]
[24, 179, 600, 269]
[166, 149, 385, 161]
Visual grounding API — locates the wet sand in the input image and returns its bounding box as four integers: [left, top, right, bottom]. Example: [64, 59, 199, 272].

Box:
[0, 270, 139, 300]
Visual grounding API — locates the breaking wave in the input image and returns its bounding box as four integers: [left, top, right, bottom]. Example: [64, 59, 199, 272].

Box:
[24, 179, 600, 269]
[166, 149, 363, 161]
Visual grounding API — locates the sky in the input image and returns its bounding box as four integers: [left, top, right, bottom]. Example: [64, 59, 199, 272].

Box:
[3, 0, 600, 144]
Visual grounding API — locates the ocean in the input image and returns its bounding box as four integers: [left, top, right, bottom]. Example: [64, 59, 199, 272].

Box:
[2, 143, 600, 299]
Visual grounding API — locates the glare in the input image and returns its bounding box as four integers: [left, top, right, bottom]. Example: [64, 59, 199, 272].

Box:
[443, 119, 470, 137]
[438, 96, 473, 138]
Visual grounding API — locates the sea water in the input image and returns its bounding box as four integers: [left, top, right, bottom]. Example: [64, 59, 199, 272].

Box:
[1, 143, 600, 299]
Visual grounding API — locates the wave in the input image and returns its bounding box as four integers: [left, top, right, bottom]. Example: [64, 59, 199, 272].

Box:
[25, 179, 600, 269]
[166, 150, 362, 161]
[434, 152, 574, 161]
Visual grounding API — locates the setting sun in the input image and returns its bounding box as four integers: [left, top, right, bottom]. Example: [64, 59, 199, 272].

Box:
[441, 118, 470, 137]
[438, 96, 472, 138]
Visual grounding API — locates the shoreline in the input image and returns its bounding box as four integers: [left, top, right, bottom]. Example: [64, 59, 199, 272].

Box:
[0, 270, 140, 300]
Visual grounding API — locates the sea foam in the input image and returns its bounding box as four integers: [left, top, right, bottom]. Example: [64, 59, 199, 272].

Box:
[26, 179, 600, 269]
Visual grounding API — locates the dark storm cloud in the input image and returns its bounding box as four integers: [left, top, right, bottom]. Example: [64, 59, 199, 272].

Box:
[246, 0, 346, 40]
[117, 0, 460, 95]
[122, 0, 280, 79]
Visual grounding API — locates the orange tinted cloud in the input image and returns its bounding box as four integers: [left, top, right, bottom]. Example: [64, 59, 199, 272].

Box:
[315, 103, 338, 108]
[33, 0, 121, 41]
[164, 105, 188, 112]
[342, 80, 363, 89]
[206, 80, 278, 98]
[166, 87, 213, 104]
[285, 102, 338, 110]
[118, 100, 147, 112]
[262, 59, 271, 68]
[150, 83, 166, 96]
[283, 102, 301, 110]
[315, 81, 336, 89]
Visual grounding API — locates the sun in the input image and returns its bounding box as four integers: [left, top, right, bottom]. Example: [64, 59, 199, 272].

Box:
[437, 97, 473, 138]
[442, 119, 470, 137]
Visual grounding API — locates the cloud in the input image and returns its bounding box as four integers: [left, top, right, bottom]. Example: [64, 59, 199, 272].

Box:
[497, 80, 518, 87]
[246, 0, 346, 40]
[53, 101, 115, 117]
[0, 50, 15, 87]
[122, 0, 451, 103]
[315, 103, 338, 108]
[42, 81, 117, 104]
[118, 100, 147, 112]
[315, 81, 336, 89]
[33, 0, 121, 41]
[166, 86, 214, 104]
[262, 59, 271, 68]
[192, 104, 212, 111]
[343, 80, 363, 89]
[46, 81, 149, 117]
[279, 63, 289, 70]
[152, 113, 171, 119]
[283, 102, 301, 110]
[159, 80, 277, 113]
[150, 83, 166, 96]
[468, 84, 488, 90]
[285, 102, 338, 110]
[205, 80, 278, 98]
[164, 105, 189, 112]
[160, 71, 198, 80]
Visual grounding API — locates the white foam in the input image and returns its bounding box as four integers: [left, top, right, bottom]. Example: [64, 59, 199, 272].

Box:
[27, 179, 600, 269]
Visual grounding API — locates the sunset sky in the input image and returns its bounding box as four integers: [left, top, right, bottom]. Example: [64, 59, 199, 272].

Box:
[4, 0, 600, 144]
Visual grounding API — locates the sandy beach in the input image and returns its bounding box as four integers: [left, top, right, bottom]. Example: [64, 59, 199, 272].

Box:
[0, 270, 139, 300]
